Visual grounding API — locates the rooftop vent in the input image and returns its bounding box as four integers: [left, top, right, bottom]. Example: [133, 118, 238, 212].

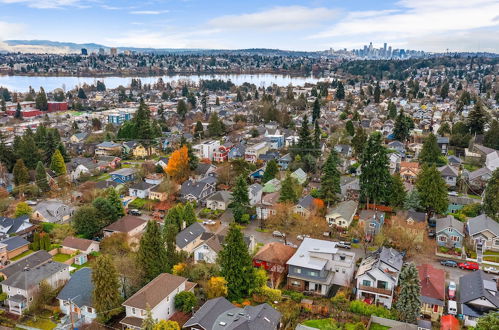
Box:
[227, 312, 234, 316]
[219, 322, 226, 326]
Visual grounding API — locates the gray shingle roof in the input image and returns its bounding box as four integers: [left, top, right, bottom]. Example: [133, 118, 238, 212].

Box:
[0, 215, 32, 235]
[176, 222, 206, 249]
[0, 250, 52, 278]
[56, 268, 93, 308]
[467, 214, 499, 237]
[129, 181, 156, 191]
[438, 165, 458, 177]
[459, 270, 499, 308]
[297, 195, 314, 210]
[0, 236, 29, 251]
[436, 215, 464, 234]
[208, 191, 233, 203]
[2, 261, 68, 290]
[184, 297, 234, 329]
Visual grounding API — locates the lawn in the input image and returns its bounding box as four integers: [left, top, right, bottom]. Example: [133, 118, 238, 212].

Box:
[483, 250, 499, 263]
[53, 253, 71, 262]
[302, 319, 337, 330]
[11, 250, 34, 261]
[369, 323, 391, 330]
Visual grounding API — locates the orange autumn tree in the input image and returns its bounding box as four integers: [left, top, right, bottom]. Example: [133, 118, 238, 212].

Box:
[165, 146, 190, 182]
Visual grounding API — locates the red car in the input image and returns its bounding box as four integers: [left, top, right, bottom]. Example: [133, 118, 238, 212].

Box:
[458, 262, 479, 271]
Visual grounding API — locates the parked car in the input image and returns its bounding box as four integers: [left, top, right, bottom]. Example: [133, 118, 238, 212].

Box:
[428, 229, 435, 238]
[286, 242, 298, 248]
[448, 191, 458, 196]
[337, 241, 352, 249]
[128, 209, 141, 216]
[458, 262, 479, 271]
[440, 260, 458, 267]
[202, 220, 216, 225]
[297, 234, 310, 241]
[448, 300, 457, 315]
[272, 231, 286, 238]
[448, 281, 457, 300]
[484, 266, 499, 274]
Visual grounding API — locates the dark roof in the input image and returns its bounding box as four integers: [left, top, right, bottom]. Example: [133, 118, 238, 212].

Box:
[467, 214, 499, 237]
[129, 181, 156, 191]
[459, 270, 499, 307]
[103, 215, 146, 233]
[2, 261, 68, 290]
[406, 209, 427, 222]
[0, 236, 29, 252]
[176, 222, 206, 249]
[0, 250, 52, 278]
[207, 191, 232, 203]
[195, 163, 215, 176]
[0, 215, 33, 235]
[184, 297, 235, 329]
[180, 177, 216, 199]
[436, 215, 464, 234]
[61, 237, 96, 251]
[56, 268, 93, 308]
[297, 195, 315, 211]
[94, 180, 120, 190]
[438, 165, 458, 177]
[378, 247, 404, 271]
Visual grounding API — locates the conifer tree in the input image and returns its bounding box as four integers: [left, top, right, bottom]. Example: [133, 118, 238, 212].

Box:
[208, 112, 223, 137]
[164, 205, 183, 232]
[312, 98, 320, 122]
[183, 203, 197, 227]
[335, 81, 345, 100]
[345, 120, 355, 136]
[483, 169, 499, 221]
[314, 120, 321, 155]
[467, 101, 487, 135]
[163, 223, 178, 273]
[218, 224, 255, 300]
[262, 160, 278, 183]
[106, 187, 125, 218]
[298, 115, 312, 155]
[352, 127, 367, 156]
[35, 161, 50, 192]
[35, 87, 48, 111]
[13, 159, 29, 186]
[194, 121, 204, 139]
[388, 174, 406, 208]
[138, 221, 168, 283]
[419, 133, 442, 166]
[50, 149, 66, 176]
[92, 255, 122, 323]
[393, 109, 414, 142]
[279, 173, 298, 203]
[14, 102, 22, 119]
[230, 175, 250, 223]
[416, 165, 448, 215]
[177, 99, 188, 120]
[180, 136, 198, 171]
[374, 82, 381, 103]
[319, 151, 341, 206]
[396, 263, 421, 324]
[484, 120, 499, 150]
[58, 143, 71, 163]
[387, 101, 397, 119]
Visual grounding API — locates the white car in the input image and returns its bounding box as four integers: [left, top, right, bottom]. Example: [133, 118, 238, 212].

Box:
[286, 242, 298, 248]
[297, 234, 310, 241]
[202, 220, 216, 225]
[484, 266, 499, 274]
[272, 231, 286, 238]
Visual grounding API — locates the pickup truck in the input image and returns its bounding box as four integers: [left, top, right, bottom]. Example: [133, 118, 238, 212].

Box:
[484, 266, 499, 274]
[458, 262, 479, 271]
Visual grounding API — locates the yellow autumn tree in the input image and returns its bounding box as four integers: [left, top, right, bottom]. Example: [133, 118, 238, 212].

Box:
[165, 146, 190, 182]
[206, 276, 228, 299]
[154, 320, 180, 330]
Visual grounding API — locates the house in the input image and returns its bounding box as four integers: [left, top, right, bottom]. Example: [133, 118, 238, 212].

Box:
[95, 141, 122, 156]
[417, 264, 445, 321]
[120, 273, 196, 329]
[438, 165, 459, 187]
[467, 214, 499, 253]
[57, 268, 96, 325]
[132, 144, 157, 158]
[193, 163, 217, 180]
[263, 178, 281, 193]
[256, 192, 280, 220]
[227, 143, 246, 160]
[245, 142, 269, 163]
[103, 216, 147, 244]
[0, 236, 30, 263]
[192, 227, 255, 264]
[397, 209, 427, 224]
[334, 144, 352, 158]
[355, 247, 404, 308]
[287, 238, 356, 296]
[293, 195, 317, 217]
[157, 157, 169, 169]
[359, 210, 385, 240]
[447, 155, 462, 167]
[129, 181, 156, 199]
[459, 270, 499, 327]
[183, 297, 281, 330]
[206, 191, 232, 211]
[249, 183, 263, 206]
[32, 200, 74, 223]
[176, 222, 207, 254]
[437, 136, 449, 155]
[109, 168, 136, 184]
[61, 237, 100, 255]
[326, 200, 358, 228]
[2, 261, 70, 315]
[149, 185, 168, 202]
[0, 250, 52, 279]
[69, 132, 88, 143]
[387, 141, 406, 155]
[435, 215, 464, 249]
[179, 176, 217, 204]
[340, 177, 360, 200]
[249, 168, 265, 180]
[367, 316, 431, 330]
[291, 168, 307, 185]
[193, 140, 220, 161]
[485, 150, 499, 171]
[277, 154, 292, 170]
[399, 162, 420, 182]
[0, 215, 36, 240]
[213, 143, 234, 162]
[253, 242, 296, 287]
[467, 167, 492, 190]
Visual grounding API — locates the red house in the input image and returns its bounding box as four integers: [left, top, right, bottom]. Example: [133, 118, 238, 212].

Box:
[47, 102, 69, 112]
[253, 242, 296, 288]
[213, 143, 234, 162]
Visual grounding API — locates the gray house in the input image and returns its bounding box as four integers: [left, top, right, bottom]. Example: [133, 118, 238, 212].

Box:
[438, 165, 459, 187]
[459, 270, 499, 327]
[436, 215, 464, 249]
[57, 268, 96, 325]
[179, 176, 217, 204]
[467, 214, 499, 253]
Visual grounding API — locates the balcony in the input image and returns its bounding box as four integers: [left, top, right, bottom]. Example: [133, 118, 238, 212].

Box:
[359, 285, 392, 296]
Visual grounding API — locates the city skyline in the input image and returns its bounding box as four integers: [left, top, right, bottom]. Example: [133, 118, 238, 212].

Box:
[0, 0, 498, 53]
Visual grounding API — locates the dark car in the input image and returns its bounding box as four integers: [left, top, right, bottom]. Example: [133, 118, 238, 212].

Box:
[440, 260, 458, 267]
[128, 209, 142, 216]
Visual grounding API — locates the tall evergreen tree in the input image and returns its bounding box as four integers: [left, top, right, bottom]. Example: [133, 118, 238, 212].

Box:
[314, 120, 321, 156]
[393, 109, 414, 142]
[484, 120, 499, 150]
[312, 98, 320, 122]
[14, 102, 22, 119]
[483, 169, 499, 221]
[35, 87, 48, 111]
[388, 174, 406, 208]
[194, 121, 204, 139]
[13, 159, 29, 186]
[298, 115, 312, 155]
[319, 151, 341, 206]
[92, 255, 122, 323]
[163, 223, 178, 273]
[374, 82, 381, 103]
[345, 120, 355, 136]
[138, 221, 167, 283]
[467, 101, 487, 135]
[18, 130, 41, 169]
[335, 81, 345, 100]
[208, 112, 223, 137]
[35, 161, 50, 192]
[218, 224, 256, 300]
[180, 136, 198, 171]
[419, 133, 442, 166]
[396, 263, 421, 324]
[359, 132, 391, 206]
[230, 175, 250, 223]
[416, 165, 448, 215]
[50, 149, 66, 176]
[177, 99, 188, 120]
[387, 101, 397, 119]
[106, 187, 125, 218]
[183, 203, 197, 227]
[279, 173, 298, 203]
[262, 160, 278, 184]
[77, 88, 87, 99]
[351, 127, 367, 156]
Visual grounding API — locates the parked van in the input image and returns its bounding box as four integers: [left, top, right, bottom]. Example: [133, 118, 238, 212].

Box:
[448, 300, 457, 315]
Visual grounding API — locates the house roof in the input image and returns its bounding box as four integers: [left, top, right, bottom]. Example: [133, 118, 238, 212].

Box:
[61, 237, 96, 251]
[417, 264, 445, 301]
[213, 303, 281, 330]
[291, 168, 307, 182]
[0, 236, 29, 252]
[327, 200, 358, 219]
[435, 215, 464, 235]
[176, 222, 206, 249]
[110, 168, 136, 177]
[208, 191, 233, 204]
[459, 270, 499, 308]
[122, 273, 191, 309]
[2, 261, 68, 290]
[184, 297, 235, 329]
[287, 238, 338, 270]
[103, 215, 147, 234]
[468, 167, 492, 181]
[96, 141, 120, 148]
[0, 250, 52, 278]
[249, 183, 263, 196]
[438, 165, 458, 177]
[253, 242, 296, 265]
[56, 268, 93, 308]
[180, 176, 217, 199]
[467, 214, 499, 237]
[296, 195, 315, 211]
[34, 200, 73, 223]
[195, 163, 216, 176]
[129, 181, 156, 191]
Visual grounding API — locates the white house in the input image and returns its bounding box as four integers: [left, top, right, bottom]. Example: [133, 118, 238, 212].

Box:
[248, 183, 263, 206]
[193, 140, 220, 161]
[355, 247, 404, 308]
[326, 200, 358, 228]
[120, 273, 196, 330]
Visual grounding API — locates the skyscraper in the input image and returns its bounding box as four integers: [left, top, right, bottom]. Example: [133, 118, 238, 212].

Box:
[81, 48, 88, 56]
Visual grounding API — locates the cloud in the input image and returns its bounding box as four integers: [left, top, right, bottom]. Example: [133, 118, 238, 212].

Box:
[208, 6, 338, 31]
[310, 0, 499, 52]
[0, 21, 25, 40]
[129, 10, 169, 15]
[0, 0, 81, 9]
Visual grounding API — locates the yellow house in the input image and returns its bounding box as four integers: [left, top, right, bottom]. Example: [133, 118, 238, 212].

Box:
[418, 264, 445, 321]
[149, 185, 168, 201]
[132, 144, 157, 158]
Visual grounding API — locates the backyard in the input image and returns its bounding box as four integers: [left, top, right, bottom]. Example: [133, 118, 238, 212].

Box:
[11, 250, 34, 261]
[52, 253, 72, 263]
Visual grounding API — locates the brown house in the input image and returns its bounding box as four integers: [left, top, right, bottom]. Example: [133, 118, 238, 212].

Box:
[103, 215, 147, 246]
[61, 237, 100, 255]
[0, 236, 30, 264]
[253, 242, 296, 288]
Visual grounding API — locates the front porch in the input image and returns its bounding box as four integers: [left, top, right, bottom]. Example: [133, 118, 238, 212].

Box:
[357, 288, 393, 308]
[7, 295, 27, 315]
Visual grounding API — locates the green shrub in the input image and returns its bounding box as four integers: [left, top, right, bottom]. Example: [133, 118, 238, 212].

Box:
[174, 291, 197, 313]
[253, 286, 282, 302]
[349, 300, 396, 319]
[283, 290, 305, 303]
[41, 222, 57, 233]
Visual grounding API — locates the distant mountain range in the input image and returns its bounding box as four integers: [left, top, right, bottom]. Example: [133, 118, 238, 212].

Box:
[0, 39, 323, 57]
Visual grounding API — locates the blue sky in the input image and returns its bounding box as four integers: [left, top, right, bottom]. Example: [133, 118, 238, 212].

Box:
[0, 0, 498, 52]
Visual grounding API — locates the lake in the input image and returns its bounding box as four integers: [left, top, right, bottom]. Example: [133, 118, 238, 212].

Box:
[0, 73, 324, 92]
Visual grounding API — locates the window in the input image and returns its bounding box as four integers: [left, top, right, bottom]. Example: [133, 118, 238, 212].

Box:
[340, 255, 346, 261]
[494, 240, 499, 246]
[87, 307, 93, 313]
[377, 281, 388, 289]
[295, 268, 302, 274]
[439, 236, 447, 242]
[291, 281, 300, 287]
[369, 223, 376, 228]
[167, 296, 169, 302]
[451, 236, 460, 242]
[132, 308, 136, 315]
[433, 304, 439, 313]
[362, 280, 371, 287]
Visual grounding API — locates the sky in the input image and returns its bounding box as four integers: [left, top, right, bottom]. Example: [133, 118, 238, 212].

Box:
[0, 0, 498, 52]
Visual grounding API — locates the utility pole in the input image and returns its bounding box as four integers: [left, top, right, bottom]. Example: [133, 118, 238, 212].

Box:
[69, 298, 74, 330]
